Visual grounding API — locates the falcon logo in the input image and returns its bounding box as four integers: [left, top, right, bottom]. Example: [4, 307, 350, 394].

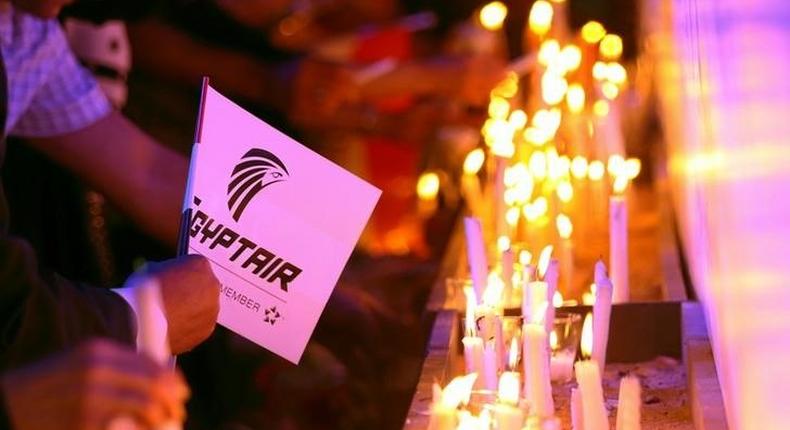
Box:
[227, 148, 289, 221]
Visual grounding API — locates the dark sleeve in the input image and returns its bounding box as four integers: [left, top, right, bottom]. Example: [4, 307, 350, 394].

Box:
[0, 236, 135, 371]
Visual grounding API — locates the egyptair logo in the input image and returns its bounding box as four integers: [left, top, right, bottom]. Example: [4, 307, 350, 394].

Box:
[227, 148, 289, 221]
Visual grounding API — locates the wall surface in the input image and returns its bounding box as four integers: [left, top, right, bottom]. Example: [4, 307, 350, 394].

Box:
[647, 0, 790, 429]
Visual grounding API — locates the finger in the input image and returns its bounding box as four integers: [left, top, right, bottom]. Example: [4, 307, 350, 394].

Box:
[91, 383, 169, 429]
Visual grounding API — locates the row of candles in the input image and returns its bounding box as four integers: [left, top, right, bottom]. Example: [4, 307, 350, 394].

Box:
[424, 0, 646, 428]
[429, 242, 640, 430]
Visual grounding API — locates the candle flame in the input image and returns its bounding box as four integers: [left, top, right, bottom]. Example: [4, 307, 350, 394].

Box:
[553, 290, 564, 308]
[488, 96, 510, 119]
[497, 235, 511, 253]
[625, 158, 642, 179]
[588, 160, 605, 181]
[592, 61, 608, 81]
[537, 245, 554, 279]
[541, 72, 568, 105]
[599, 34, 623, 60]
[537, 39, 561, 66]
[607, 62, 627, 85]
[557, 180, 574, 203]
[483, 273, 504, 307]
[602, 81, 620, 100]
[416, 172, 440, 200]
[508, 109, 528, 130]
[613, 175, 629, 195]
[582, 291, 595, 305]
[607, 154, 626, 176]
[557, 214, 573, 239]
[528, 0, 553, 36]
[464, 287, 477, 336]
[463, 148, 486, 175]
[519, 249, 533, 266]
[566, 83, 586, 114]
[550, 330, 559, 350]
[581, 312, 593, 358]
[440, 373, 478, 408]
[581, 21, 606, 44]
[505, 207, 520, 227]
[560, 45, 582, 72]
[571, 156, 588, 179]
[508, 337, 519, 369]
[529, 151, 548, 180]
[479, 1, 508, 31]
[593, 99, 610, 117]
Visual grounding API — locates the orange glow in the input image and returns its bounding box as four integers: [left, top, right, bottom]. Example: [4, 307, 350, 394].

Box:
[581, 312, 593, 358]
[593, 100, 610, 117]
[416, 172, 440, 200]
[567, 83, 586, 114]
[550, 330, 559, 350]
[553, 290, 564, 308]
[625, 158, 642, 179]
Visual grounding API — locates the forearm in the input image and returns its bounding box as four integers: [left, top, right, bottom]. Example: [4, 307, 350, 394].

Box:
[26, 112, 186, 247]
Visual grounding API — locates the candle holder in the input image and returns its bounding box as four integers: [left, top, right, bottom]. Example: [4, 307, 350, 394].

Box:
[550, 312, 582, 382]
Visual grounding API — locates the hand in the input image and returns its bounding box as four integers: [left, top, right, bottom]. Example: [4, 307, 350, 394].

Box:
[142, 255, 220, 354]
[1, 339, 189, 430]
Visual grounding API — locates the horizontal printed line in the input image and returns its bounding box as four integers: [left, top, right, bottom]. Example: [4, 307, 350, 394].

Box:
[189, 246, 287, 304]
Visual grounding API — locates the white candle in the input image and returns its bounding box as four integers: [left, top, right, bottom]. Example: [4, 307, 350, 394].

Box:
[609, 178, 629, 303]
[522, 323, 554, 418]
[483, 340, 499, 391]
[464, 216, 489, 302]
[543, 259, 559, 335]
[549, 351, 574, 382]
[462, 289, 484, 388]
[461, 149, 486, 219]
[574, 360, 609, 430]
[616, 375, 641, 430]
[592, 261, 613, 374]
[492, 403, 525, 430]
[571, 387, 585, 430]
[523, 281, 548, 325]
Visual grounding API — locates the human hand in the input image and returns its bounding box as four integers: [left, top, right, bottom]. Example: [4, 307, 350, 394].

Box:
[1, 339, 189, 430]
[141, 255, 220, 354]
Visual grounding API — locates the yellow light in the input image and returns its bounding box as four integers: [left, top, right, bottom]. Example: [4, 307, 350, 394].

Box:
[503, 188, 518, 206]
[547, 147, 562, 180]
[566, 83, 586, 114]
[537, 244, 554, 279]
[558, 155, 571, 177]
[488, 96, 510, 119]
[588, 160, 605, 181]
[537, 39, 561, 66]
[504, 165, 518, 187]
[497, 235, 511, 253]
[489, 133, 516, 158]
[560, 45, 582, 72]
[523, 127, 551, 146]
[513, 176, 534, 203]
[553, 290, 563, 308]
[523, 196, 548, 221]
[607, 154, 626, 176]
[581, 21, 606, 44]
[484, 273, 504, 306]
[505, 207, 520, 227]
[580, 312, 593, 358]
[599, 34, 623, 60]
[479, 1, 508, 31]
[491, 72, 519, 98]
[550, 330, 558, 350]
[483, 118, 510, 146]
[607, 62, 627, 85]
[556, 213, 573, 239]
[625, 158, 642, 179]
[602, 81, 619, 99]
[529, 151, 548, 179]
[463, 148, 486, 175]
[541, 72, 568, 105]
[593, 99, 609, 117]
[613, 175, 629, 194]
[508, 109, 528, 130]
[528, 0, 553, 36]
[592, 61, 608, 81]
[557, 180, 573, 202]
[570, 156, 588, 179]
[582, 291, 595, 306]
[416, 172, 440, 200]
[519, 249, 532, 266]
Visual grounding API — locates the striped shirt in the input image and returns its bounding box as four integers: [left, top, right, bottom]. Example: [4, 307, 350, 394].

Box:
[0, 4, 111, 137]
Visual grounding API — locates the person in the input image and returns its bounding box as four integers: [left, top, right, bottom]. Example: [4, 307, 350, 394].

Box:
[0, 338, 189, 430]
[0, 0, 220, 371]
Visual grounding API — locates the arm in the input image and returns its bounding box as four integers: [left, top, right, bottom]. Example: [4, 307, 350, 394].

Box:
[25, 111, 186, 248]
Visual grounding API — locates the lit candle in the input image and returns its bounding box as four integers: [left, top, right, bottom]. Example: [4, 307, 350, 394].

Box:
[523, 245, 553, 324]
[549, 329, 574, 382]
[483, 339, 499, 391]
[616, 375, 641, 430]
[428, 374, 478, 430]
[464, 216, 489, 302]
[592, 261, 613, 374]
[494, 339, 525, 430]
[556, 213, 574, 294]
[571, 387, 585, 430]
[522, 323, 554, 418]
[461, 149, 486, 218]
[462, 289, 484, 388]
[574, 361, 609, 430]
[609, 175, 629, 303]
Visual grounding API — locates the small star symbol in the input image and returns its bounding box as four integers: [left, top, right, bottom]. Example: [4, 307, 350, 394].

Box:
[263, 306, 281, 325]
